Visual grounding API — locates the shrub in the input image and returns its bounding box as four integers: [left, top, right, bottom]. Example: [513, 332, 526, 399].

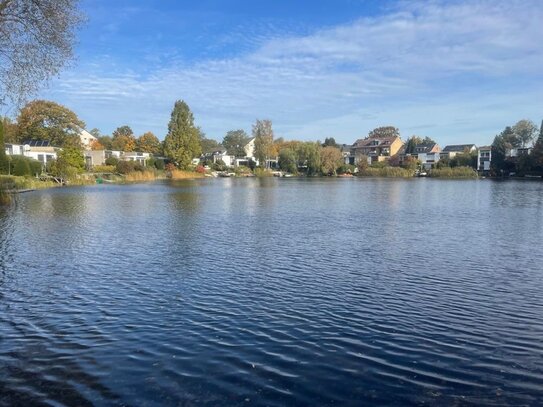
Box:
[211, 159, 227, 171]
[154, 159, 165, 170]
[337, 164, 356, 174]
[28, 159, 42, 176]
[105, 156, 119, 166]
[12, 156, 31, 176]
[116, 160, 135, 174]
[195, 165, 206, 174]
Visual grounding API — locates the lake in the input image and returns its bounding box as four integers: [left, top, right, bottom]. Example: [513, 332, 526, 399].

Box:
[1, 178, 543, 406]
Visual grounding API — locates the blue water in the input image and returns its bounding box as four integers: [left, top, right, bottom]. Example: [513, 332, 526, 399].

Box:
[1, 178, 543, 406]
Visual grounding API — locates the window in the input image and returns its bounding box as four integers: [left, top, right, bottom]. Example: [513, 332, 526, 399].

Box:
[38, 154, 45, 163]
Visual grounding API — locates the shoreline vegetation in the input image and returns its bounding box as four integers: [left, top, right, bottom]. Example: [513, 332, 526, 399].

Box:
[1, 99, 541, 206]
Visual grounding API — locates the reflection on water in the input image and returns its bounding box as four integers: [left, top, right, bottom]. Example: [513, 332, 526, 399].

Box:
[1, 178, 543, 406]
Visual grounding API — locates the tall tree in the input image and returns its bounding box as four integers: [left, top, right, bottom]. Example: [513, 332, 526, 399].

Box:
[137, 131, 161, 154]
[16, 100, 85, 146]
[223, 130, 250, 157]
[163, 100, 201, 169]
[253, 119, 274, 168]
[404, 136, 423, 154]
[512, 119, 538, 148]
[368, 126, 400, 139]
[320, 146, 342, 175]
[111, 126, 136, 151]
[0, 0, 84, 105]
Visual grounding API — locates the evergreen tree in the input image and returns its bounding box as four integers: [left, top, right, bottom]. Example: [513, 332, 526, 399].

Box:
[163, 100, 202, 169]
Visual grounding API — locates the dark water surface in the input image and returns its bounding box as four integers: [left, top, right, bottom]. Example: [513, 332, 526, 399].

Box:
[1, 178, 543, 406]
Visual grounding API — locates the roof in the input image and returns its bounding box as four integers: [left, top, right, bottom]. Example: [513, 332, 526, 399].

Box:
[478, 146, 492, 150]
[353, 136, 400, 148]
[442, 144, 476, 152]
[414, 143, 439, 153]
[22, 140, 52, 147]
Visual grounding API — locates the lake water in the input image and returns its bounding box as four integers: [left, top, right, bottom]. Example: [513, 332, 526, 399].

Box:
[1, 178, 543, 406]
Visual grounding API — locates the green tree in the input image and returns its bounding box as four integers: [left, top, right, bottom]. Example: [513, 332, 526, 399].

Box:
[491, 127, 517, 175]
[297, 142, 321, 175]
[404, 136, 422, 154]
[223, 129, 250, 157]
[320, 146, 342, 175]
[200, 137, 223, 154]
[368, 126, 400, 139]
[253, 119, 274, 168]
[137, 131, 161, 154]
[49, 143, 84, 178]
[12, 156, 31, 176]
[0, 0, 84, 105]
[278, 148, 298, 174]
[512, 119, 538, 148]
[16, 100, 85, 146]
[163, 100, 202, 169]
[0, 119, 8, 173]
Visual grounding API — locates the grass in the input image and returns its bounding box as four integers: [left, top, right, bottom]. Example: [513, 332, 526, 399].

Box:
[168, 169, 204, 180]
[357, 167, 414, 178]
[124, 170, 160, 182]
[429, 167, 477, 178]
[0, 174, 57, 190]
[253, 168, 274, 177]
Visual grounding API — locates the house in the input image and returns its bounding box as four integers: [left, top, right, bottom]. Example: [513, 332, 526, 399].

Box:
[244, 138, 256, 158]
[84, 149, 149, 168]
[79, 129, 97, 150]
[5, 140, 59, 167]
[340, 144, 355, 165]
[211, 150, 235, 167]
[440, 144, 477, 159]
[414, 143, 441, 169]
[352, 136, 403, 164]
[506, 147, 533, 158]
[477, 146, 492, 172]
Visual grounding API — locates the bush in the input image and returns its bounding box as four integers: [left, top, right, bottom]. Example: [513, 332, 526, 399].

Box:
[105, 156, 119, 166]
[154, 159, 165, 170]
[337, 164, 356, 174]
[11, 156, 31, 176]
[195, 165, 206, 174]
[116, 160, 135, 174]
[28, 159, 42, 176]
[211, 159, 227, 171]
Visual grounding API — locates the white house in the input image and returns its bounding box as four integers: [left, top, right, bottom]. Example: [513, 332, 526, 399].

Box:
[5, 141, 58, 166]
[477, 146, 492, 172]
[79, 129, 97, 150]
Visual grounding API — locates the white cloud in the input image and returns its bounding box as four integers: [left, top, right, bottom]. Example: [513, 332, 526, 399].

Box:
[41, 0, 543, 145]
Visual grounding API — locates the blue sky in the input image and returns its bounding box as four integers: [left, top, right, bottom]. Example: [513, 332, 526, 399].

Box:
[26, 0, 543, 145]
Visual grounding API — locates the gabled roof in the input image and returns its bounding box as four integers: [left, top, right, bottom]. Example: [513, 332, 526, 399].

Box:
[353, 136, 400, 148]
[414, 143, 439, 153]
[442, 144, 476, 152]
